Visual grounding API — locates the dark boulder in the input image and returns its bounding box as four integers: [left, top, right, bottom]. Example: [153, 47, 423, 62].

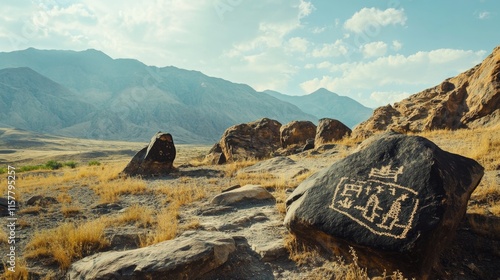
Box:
[219, 118, 281, 162]
[121, 132, 176, 176]
[280, 121, 317, 149]
[284, 132, 484, 279]
[314, 118, 351, 147]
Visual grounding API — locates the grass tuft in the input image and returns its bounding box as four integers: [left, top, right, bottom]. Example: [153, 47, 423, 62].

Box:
[25, 219, 109, 270]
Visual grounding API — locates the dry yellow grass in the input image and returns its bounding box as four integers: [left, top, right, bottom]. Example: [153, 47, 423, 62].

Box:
[1, 258, 29, 280]
[140, 204, 179, 247]
[56, 193, 72, 204]
[112, 204, 154, 227]
[19, 205, 42, 215]
[224, 158, 260, 177]
[91, 177, 148, 203]
[61, 204, 82, 218]
[415, 125, 500, 171]
[24, 218, 109, 270]
[0, 228, 8, 244]
[284, 233, 322, 266]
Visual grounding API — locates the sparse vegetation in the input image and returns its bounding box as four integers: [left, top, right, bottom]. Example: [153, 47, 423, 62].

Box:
[224, 158, 260, 177]
[45, 160, 63, 170]
[24, 219, 109, 270]
[61, 205, 82, 218]
[88, 160, 101, 166]
[1, 258, 29, 280]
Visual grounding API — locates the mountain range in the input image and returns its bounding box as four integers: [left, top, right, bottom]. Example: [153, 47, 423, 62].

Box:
[0, 48, 371, 143]
[265, 88, 372, 128]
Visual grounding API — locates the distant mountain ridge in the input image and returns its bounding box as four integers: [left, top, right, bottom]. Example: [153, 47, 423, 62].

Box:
[264, 88, 373, 128]
[0, 48, 319, 143]
[0, 48, 373, 143]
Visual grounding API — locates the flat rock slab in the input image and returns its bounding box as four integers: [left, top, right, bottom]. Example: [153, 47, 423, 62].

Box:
[67, 231, 235, 280]
[285, 132, 484, 279]
[211, 185, 275, 206]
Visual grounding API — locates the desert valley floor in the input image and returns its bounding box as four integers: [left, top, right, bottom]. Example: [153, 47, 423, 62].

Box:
[0, 126, 499, 280]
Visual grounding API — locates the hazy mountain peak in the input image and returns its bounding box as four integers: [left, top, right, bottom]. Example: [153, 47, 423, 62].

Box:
[264, 89, 372, 128]
[310, 88, 339, 97]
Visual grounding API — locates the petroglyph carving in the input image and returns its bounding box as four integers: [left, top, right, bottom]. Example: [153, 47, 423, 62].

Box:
[329, 165, 419, 240]
[369, 165, 404, 182]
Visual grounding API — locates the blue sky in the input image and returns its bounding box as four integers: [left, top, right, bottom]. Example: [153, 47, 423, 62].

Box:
[1, 0, 498, 107]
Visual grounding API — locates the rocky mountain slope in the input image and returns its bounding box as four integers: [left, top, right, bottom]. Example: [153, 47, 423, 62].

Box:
[265, 88, 373, 128]
[0, 67, 93, 132]
[353, 46, 500, 138]
[0, 48, 316, 143]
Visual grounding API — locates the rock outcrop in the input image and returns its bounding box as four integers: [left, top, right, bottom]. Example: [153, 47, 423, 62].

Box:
[280, 121, 316, 149]
[207, 118, 355, 163]
[284, 132, 484, 279]
[219, 118, 282, 162]
[121, 132, 176, 176]
[314, 118, 351, 146]
[353, 46, 500, 138]
[67, 231, 236, 280]
[211, 185, 275, 206]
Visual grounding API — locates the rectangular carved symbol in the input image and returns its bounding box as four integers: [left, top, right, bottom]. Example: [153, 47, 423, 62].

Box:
[329, 165, 419, 239]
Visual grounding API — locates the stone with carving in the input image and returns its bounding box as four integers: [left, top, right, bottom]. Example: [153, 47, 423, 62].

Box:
[284, 132, 484, 279]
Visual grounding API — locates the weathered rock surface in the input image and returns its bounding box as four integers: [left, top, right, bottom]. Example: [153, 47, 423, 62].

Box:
[26, 195, 58, 207]
[211, 185, 275, 206]
[219, 118, 282, 162]
[280, 120, 316, 149]
[204, 143, 226, 165]
[353, 46, 500, 138]
[314, 118, 351, 146]
[284, 132, 484, 279]
[121, 131, 176, 176]
[66, 231, 236, 280]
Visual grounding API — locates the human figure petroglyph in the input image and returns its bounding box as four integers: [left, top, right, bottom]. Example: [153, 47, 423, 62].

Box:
[354, 194, 382, 222]
[378, 193, 409, 230]
[330, 169, 419, 239]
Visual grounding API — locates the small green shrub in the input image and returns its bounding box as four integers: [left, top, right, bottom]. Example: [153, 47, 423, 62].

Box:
[88, 160, 101, 166]
[0, 167, 6, 174]
[45, 160, 63, 170]
[64, 161, 78, 168]
[19, 165, 44, 172]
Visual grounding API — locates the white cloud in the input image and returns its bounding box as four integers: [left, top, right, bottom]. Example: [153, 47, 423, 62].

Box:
[392, 40, 403, 51]
[300, 49, 487, 107]
[370, 91, 412, 105]
[344, 8, 407, 34]
[286, 37, 310, 53]
[361, 41, 387, 58]
[297, 0, 315, 19]
[311, 26, 325, 34]
[478, 11, 490, 19]
[311, 39, 349, 58]
[317, 61, 333, 69]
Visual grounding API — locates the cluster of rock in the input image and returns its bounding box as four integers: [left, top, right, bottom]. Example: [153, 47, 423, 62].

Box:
[284, 132, 484, 279]
[68, 184, 281, 279]
[205, 117, 351, 164]
[353, 46, 500, 138]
